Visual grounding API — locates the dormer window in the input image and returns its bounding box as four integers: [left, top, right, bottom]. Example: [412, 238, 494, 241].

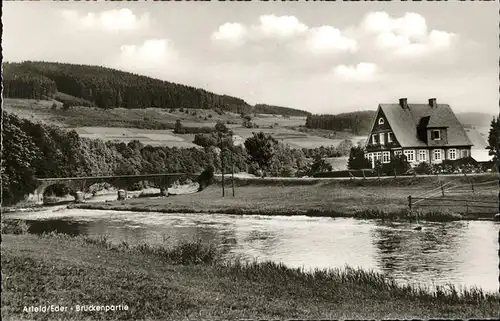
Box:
[431, 129, 441, 140]
[378, 117, 385, 125]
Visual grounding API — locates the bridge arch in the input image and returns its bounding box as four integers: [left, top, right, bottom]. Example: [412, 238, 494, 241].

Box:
[25, 173, 198, 205]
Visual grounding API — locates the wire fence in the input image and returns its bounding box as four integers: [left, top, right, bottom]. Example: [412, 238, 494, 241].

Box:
[409, 179, 499, 216]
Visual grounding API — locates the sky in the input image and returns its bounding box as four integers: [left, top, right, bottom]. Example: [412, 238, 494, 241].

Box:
[3, 1, 499, 115]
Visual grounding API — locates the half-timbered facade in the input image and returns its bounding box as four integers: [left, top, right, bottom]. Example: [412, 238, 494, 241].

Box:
[364, 98, 473, 168]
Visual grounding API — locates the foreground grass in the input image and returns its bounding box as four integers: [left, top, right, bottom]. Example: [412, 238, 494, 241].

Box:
[71, 175, 499, 221]
[2, 233, 499, 320]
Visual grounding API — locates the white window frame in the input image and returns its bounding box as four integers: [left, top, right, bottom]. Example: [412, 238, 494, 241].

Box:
[382, 151, 390, 163]
[432, 129, 441, 141]
[448, 149, 456, 160]
[418, 150, 427, 162]
[404, 150, 415, 162]
[387, 132, 393, 143]
[378, 117, 385, 125]
[379, 133, 384, 146]
[371, 134, 377, 144]
[433, 149, 442, 161]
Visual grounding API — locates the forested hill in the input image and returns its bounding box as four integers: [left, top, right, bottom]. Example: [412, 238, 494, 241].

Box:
[305, 111, 376, 135]
[254, 104, 311, 117]
[2, 61, 307, 116]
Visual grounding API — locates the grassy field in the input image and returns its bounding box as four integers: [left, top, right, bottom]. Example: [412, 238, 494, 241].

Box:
[2, 233, 498, 320]
[4, 98, 352, 149]
[71, 175, 499, 221]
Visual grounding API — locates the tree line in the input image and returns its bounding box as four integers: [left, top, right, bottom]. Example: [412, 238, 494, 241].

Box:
[253, 104, 311, 117]
[305, 111, 375, 135]
[2, 112, 313, 205]
[3, 61, 309, 117]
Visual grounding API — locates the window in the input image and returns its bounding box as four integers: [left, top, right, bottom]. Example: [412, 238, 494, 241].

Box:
[379, 133, 384, 145]
[418, 150, 427, 162]
[394, 150, 402, 157]
[382, 151, 390, 163]
[373, 152, 382, 162]
[449, 149, 456, 160]
[462, 149, 469, 158]
[387, 132, 393, 143]
[433, 149, 441, 161]
[371, 135, 377, 144]
[378, 117, 385, 125]
[404, 150, 415, 162]
[431, 129, 441, 140]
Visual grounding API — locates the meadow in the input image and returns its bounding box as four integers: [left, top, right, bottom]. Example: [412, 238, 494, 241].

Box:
[2, 232, 498, 320]
[72, 174, 499, 221]
[3, 98, 353, 149]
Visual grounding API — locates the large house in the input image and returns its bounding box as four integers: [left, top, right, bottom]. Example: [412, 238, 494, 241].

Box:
[364, 98, 473, 168]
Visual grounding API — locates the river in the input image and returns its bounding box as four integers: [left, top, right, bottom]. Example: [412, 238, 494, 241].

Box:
[5, 206, 499, 294]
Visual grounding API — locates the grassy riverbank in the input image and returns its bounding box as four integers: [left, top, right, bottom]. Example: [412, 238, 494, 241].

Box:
[71, 175, 499, 221]
[2, 232, 499, 320]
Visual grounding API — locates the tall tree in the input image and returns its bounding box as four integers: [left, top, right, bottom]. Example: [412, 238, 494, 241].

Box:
[244, 132, 278, 171]
[486, 116, 500, 163]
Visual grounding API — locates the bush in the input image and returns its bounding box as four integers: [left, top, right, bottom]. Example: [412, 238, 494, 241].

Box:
[1, 220, 30, 235]
[247, 162, 261, 176]
[193, 133, 218, 148]
[415, 162, 432, 175]
[348, 146, 371, 170]
[51, 102, 57, 110]
[197, 165, 215, 191]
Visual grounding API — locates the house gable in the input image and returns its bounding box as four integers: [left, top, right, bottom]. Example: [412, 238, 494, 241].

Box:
[365, 106, 401, 150]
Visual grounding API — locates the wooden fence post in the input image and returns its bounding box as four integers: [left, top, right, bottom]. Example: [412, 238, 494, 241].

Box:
[362, 169, 366, 180]
[408, 195, 412, 211]
[465, 200, 469, 214]
[440, 181, 444, 197]
[471, 181, 475, 194]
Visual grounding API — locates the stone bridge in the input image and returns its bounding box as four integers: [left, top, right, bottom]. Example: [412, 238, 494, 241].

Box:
[26, 173, 199, 205]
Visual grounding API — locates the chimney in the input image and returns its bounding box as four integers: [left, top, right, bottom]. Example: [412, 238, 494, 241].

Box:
[428, 98, 437, 108]
[399, 98, 408, 109]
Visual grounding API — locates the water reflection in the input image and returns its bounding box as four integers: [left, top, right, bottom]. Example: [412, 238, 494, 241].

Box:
[7, 208, 499, 293]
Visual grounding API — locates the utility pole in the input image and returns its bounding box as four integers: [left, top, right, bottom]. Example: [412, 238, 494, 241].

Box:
[231, 150, 235, 197]
[219, 133, 225, 197]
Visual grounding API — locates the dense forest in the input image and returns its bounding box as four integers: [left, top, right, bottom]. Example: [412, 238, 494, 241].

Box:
[3, 61, 308, 116]
[253, 104, 311, 117]
[2, 112, 310, 205]
[305, 111, 376, 135]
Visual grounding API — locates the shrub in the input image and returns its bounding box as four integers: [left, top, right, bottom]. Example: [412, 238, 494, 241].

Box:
[193, 133, 218, 148]
[247, 162, 261, 176]
[51, 102, 57, 110]
[197, 165, 215, 191]
[1, 220, 30, 235]
[348, 146, 371, 170]
[415, 162, 432, 175]
[380, 154, 411, 176]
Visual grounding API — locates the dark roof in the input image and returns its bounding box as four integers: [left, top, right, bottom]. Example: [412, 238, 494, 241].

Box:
[378, 103, 473, 147]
